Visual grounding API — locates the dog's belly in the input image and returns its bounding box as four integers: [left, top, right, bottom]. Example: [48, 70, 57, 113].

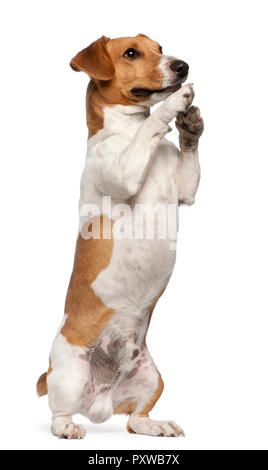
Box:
[92, 233, 176, 317]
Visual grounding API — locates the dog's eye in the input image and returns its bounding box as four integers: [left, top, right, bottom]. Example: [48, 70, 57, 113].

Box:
[123, 48, 139, 59]
[159, 45, 163, 54]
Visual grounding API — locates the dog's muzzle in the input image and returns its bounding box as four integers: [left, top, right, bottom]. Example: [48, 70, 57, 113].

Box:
[131, 59, 189, 98]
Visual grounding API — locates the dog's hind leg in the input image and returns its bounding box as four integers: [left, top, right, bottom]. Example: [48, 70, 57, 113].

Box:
[47, 332, 90, 439]
[113, 348, 184, 437]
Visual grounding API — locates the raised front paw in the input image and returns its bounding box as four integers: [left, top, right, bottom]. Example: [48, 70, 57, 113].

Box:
[176, 106, 204, 150]
[160, 84, 195, 123]
[171, 84, 194, 114]
[178, 84, 195, 112]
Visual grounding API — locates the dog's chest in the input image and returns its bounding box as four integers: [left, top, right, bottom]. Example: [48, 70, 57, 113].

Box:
[135, 139, 179, 205]
[79, 111, 180, 317]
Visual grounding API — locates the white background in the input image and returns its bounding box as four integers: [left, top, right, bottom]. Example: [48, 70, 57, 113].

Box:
[0, 0, 267, 450]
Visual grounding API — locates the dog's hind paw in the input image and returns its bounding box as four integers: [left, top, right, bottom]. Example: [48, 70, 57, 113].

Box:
[127, 416, 185, 437]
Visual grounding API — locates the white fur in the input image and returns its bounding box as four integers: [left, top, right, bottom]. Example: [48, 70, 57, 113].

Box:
[48, 329, 89, 437]
[158, 55, 177, 88]
[48, 83, 201, 438]
[128, 416, 185, 437]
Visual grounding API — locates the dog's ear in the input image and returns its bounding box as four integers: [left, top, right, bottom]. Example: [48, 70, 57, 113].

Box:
[70, 36, 115, 80]
[136, 33, 149, 39]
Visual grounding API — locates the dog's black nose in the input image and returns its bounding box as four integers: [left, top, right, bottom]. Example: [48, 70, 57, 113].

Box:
[170, 60, 189, 79]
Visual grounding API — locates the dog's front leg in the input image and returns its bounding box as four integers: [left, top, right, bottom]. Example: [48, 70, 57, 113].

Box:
[175, 106, 204, 205]
[94, 85, 194, 200]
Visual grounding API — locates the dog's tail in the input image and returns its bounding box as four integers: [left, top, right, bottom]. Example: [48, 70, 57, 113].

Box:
[36, 371, 48, 397]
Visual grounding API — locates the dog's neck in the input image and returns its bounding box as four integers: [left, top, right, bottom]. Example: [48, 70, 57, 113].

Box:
[86, 80, 150, 138]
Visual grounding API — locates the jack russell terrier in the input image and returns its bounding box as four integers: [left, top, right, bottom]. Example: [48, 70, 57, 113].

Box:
[37, 34, 204, 439]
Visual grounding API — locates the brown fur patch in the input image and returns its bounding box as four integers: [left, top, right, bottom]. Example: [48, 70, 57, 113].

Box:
[70, 36, 115, 80]
[36, 372, 47, 397]
[86, 81, 106, 137]
[126, 422, 137, 434]
[104, 35, 164, 104]
[47, 360, 52, 376]
[114, 400, 137, 416]
[61, 216, 114, 347]
[72, 35, 165, 137]
[36, 359, 52, 397]
[139, 371, 164, 418]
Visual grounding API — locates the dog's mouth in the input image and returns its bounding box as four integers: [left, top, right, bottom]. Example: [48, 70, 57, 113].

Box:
[131, 82, 182, 98]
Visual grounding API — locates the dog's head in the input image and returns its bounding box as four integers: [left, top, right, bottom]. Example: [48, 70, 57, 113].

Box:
[70, 34, 189, 106]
